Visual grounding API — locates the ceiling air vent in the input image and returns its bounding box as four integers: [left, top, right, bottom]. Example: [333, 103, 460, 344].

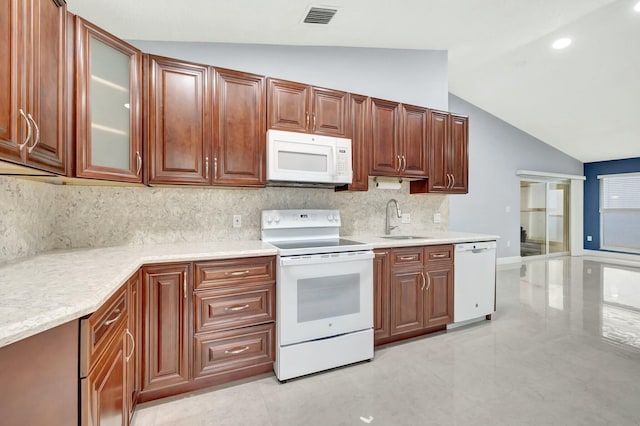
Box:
[303, 6, 338, 24]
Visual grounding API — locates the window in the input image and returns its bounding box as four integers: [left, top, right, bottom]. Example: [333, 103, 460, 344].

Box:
[599, 173, 640, 252]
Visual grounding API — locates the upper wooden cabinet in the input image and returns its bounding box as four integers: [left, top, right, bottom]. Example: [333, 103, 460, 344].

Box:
[0, 0, 69, 175]
[75, 17, 143, 182]
[336, 94, 369, 192]
[146, 59, 266, 187]
[420, 111, 468, 194]
[146, 55, 211, 185]
[267, 78, 348, 137]
[213, 68, 266, 187]
[449, 114, 469, 193]
[370, 98, 428, 178]
[401, 104, 429, 177]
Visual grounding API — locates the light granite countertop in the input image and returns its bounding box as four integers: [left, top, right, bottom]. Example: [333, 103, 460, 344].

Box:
[0, 240, 277, 348]
[348, 231, 499, 248]
[0, 231, 498, 348]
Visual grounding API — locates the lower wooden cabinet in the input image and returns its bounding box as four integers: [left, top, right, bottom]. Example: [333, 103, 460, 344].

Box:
[424, 265, 454, 327]
[80, 276, 135, 426]
[138, 256, 276, 403]
[375, 245, 454, 346]
[390, 268, 424, 336]
[140, 263, 191, 400]
[81, 322, 128, 426]
[373, 250, 390, 341]
[126, 271, 141, 421]
[192, 257, 276, 385]
[0, 321, 78, 426]
[193, 323, 274, 380]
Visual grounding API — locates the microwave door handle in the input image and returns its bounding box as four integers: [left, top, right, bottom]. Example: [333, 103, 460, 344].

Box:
[332, 145, 337, 178]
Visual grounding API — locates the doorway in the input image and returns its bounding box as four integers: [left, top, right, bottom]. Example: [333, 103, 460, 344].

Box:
[520, 180, 570, 258]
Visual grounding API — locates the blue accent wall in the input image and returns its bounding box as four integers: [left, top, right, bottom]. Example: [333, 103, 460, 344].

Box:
[584, 157, 640, 252]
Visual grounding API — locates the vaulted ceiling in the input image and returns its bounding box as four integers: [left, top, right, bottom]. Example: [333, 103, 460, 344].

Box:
[66, 0, 640, 163]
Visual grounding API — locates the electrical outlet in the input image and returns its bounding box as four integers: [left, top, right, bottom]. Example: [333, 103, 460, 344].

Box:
[587, 235, 593, 242]
[233, 215, 242, 228]
[401, 213, 411, 224]
[506, 240, 511, 247]
[433, 213, 441, 224]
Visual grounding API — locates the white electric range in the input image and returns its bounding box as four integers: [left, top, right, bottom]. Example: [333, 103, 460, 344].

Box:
[261, 209, 374, 381]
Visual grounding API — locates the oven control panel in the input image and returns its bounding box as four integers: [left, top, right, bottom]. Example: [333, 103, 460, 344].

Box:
[261, 209, 341, 229]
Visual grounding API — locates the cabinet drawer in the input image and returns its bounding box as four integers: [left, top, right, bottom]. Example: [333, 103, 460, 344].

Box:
[424, 245, 454, 263]
[193, 323, 274, 379]
[194, 283, 275, 333]
[194, 257, 275, 290]
[80, 285, 128, 376]
[391, 247, 423, 268]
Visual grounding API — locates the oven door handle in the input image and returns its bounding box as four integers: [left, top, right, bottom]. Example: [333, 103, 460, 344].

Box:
[280, 251, 374, 266]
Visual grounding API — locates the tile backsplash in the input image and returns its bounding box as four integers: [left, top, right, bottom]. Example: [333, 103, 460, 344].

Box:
[0, 177, 58, 262]
[1, 176, 448, 263]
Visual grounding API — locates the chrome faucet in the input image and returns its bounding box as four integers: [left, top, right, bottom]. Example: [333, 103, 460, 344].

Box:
[385, 199, 402, 235]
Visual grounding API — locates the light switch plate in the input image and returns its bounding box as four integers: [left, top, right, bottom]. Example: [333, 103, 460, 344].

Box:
[233, 215, 242, 228]
[433, 213, 441, 224]
[401, 213, 411, 224]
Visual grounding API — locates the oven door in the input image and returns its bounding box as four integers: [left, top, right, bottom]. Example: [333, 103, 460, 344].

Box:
[277, 250, 373, 346]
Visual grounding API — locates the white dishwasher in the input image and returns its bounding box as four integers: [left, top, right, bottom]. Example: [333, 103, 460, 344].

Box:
[453, 241, 497, 324]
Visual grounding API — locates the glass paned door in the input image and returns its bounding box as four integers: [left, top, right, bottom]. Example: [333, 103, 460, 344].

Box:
[520, 181, 547, 257]
[89, 37, 131, 170]
[520, 180, 570, 258]
[549, 182, 570, 254]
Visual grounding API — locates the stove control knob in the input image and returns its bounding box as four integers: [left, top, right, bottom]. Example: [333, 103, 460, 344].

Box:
[327, 214, 333, 221]
[274, 216, 280, 223]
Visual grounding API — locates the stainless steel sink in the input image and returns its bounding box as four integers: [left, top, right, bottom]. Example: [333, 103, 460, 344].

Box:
[380, 235, 431, 240]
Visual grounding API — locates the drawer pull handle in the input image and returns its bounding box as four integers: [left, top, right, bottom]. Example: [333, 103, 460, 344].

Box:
[225, 304, 250, 312]
[399, 256, 417, 261]
[432, 253, 447, 258]
[226, 270, 250, 277]
[225, 346, 250, 355]
[103, 308, 122, 326]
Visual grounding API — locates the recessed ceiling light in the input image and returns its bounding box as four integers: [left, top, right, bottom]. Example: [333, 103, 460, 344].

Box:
[552, 37, 572, 50]
[634, 1, 640, 12]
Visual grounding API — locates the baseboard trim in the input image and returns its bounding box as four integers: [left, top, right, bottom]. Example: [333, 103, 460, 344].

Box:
[584, 250, 640, 267]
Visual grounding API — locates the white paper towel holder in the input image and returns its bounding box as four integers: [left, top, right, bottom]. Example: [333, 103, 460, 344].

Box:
[374, 176, 403, 189]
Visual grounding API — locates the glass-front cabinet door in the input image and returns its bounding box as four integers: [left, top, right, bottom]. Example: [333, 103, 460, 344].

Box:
[75, 17, 142, 182]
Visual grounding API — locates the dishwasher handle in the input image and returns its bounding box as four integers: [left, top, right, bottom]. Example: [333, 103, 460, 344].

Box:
[471, 248, 491, 254]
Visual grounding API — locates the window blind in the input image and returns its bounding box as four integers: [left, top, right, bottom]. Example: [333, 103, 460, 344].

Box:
[599, 173, 640, 252]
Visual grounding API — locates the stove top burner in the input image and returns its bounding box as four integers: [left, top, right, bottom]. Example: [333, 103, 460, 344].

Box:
[269, 238, 364, 251]
[261, 209, 373, 256]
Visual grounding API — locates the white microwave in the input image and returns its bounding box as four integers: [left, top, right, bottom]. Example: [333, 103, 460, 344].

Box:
[266, 129, 353, 185]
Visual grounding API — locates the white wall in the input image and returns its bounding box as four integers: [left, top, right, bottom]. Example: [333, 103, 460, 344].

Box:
[448, 94, 583, 259]
[130, 41, 449, 110]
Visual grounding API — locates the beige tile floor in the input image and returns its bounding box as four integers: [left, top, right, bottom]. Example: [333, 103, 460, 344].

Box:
[133, 256, 640, 425]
